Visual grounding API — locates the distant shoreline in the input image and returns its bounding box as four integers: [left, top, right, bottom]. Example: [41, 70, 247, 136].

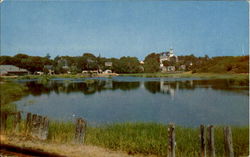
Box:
[1, 72, 248, 81]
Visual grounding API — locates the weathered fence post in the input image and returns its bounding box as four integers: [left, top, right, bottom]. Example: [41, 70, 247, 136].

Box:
[13, 111, 21, 132]
[200, 125, 206, 157]
[168, 123, 175, 157]
[0, 112, 8, 133]
[75, 118, 87, 144]
[25, 112, 32, 135]
[207, 125, 215, 157]
[39, 117, 49, 140]
[31, 114, 39, 138]
[224, 126, 234, 157]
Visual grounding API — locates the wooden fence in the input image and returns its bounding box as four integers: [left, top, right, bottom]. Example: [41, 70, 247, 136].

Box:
[0, 111, 87, 144]
[167, 124, 234, 157]
[1, 112, 236, 156]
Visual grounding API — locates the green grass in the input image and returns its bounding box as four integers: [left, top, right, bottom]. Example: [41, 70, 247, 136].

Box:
[0, 80, 28, 107]
[120, 72, 249, 86]
[45, 122, 249, 157]
[3, 72, 249, 83]
[7, 74, 90, 80]
[120, 72, 249, 80]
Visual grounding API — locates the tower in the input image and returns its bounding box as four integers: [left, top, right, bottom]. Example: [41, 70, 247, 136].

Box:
[169, 48, 174, 57]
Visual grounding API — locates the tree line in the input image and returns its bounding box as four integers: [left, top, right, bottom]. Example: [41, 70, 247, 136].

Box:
[0, 52, 248, 74]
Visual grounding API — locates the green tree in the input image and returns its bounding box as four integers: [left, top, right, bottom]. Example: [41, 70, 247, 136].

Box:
[45, 53, 51, 59]
[117, 57, 142, 73]
[143, 53, 160, 73]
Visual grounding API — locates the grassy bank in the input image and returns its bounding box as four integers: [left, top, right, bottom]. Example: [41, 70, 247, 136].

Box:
[0, 80, 28, 112]
[3, 72, 248, 80]
[3, 74, 90, 80]
[119, 72, 249, 80]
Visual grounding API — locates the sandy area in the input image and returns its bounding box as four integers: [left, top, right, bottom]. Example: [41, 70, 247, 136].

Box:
[0, 135, 156, 157]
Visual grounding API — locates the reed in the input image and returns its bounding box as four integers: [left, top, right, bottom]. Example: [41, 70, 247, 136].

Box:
[46, 122, 249, 157]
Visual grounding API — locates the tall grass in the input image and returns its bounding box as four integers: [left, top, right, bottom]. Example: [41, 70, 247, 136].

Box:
[0, 81, 28, 107]
[45, 122, 249, 157]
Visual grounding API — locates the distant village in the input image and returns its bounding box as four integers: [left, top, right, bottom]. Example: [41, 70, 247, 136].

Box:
[0, 49, 190, 76]
[0, 48, 248, 76]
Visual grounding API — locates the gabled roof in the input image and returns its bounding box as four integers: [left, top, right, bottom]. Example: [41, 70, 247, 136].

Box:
[0, 65, 29, 73]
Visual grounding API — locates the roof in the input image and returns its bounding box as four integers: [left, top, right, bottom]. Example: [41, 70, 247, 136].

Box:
[0, 65, 29, 75]
[44, 65, 53, 69]
[105, 62, 112, 66]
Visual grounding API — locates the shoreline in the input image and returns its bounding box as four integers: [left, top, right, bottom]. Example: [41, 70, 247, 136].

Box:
[1, 72, 249, 81]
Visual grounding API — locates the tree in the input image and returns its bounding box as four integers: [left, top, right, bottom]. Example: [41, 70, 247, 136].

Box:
[117, 57, 142, 73]
[143, 53, 160, 73]
[0, 56, 13, 65]
[45, 53, 51, 59]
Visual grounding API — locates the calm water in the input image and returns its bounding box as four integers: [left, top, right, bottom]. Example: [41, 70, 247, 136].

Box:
[16, 77, 249, 127]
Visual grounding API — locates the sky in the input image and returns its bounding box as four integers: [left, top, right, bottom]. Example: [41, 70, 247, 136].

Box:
[0, 0, 249, 60]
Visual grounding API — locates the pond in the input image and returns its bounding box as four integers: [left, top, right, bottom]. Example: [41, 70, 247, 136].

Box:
[15, 77, 249, 127]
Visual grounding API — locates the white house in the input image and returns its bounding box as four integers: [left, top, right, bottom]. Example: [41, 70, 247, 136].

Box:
[159, 49, 178, 72]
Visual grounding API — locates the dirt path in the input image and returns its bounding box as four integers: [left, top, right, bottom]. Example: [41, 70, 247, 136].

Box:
[0, 135, 156, 157]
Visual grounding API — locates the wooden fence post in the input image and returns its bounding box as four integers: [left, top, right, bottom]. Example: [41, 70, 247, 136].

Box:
[200, 125, 206, 157]
[224, 126, 234, 157]
[25, 112, 32, 135]
[13, 112, 21, 132]
[31, 114, 39, 138]
[168, 123, 175, 157]
[40, 117, 49, 140]
[75, 118, 87, 144]
[207, 125, 215, 157]
[0, 112, 8, 133]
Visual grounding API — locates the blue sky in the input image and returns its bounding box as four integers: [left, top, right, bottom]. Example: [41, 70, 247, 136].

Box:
[1, 1, 249, 60]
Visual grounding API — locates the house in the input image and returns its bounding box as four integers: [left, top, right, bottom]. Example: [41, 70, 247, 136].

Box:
[105, 62, 112, 67]
[103, 69, 112, 74]
[0, 65, 29, 76]
[34, 71, 44, 75]
[82, 70, 88, 74]
[82, 70, 99, 74]
[167, 66, 175, 72]
[44, 65, 55, 75]
[159, 49, 178, 72]
[161, 66, 167, 72]
[159, 49, 178, 65]
[179, 65, 186, 71]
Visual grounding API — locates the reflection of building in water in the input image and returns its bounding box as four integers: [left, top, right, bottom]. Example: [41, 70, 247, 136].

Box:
[190, 80, 193, 86]
[104, 79, 113, 89]
[160, 79, 176, 99]
[140, 82, 144, 89]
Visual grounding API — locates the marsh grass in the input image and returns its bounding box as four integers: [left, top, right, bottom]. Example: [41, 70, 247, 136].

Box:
[2, 112, 249, 156]
[43, 122, 249, 156]
[48, 121, 75, 143]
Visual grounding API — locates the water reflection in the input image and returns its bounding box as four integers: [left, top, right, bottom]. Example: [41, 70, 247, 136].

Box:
[21, 78, 249, 98]
[22, 80, 141, 96]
